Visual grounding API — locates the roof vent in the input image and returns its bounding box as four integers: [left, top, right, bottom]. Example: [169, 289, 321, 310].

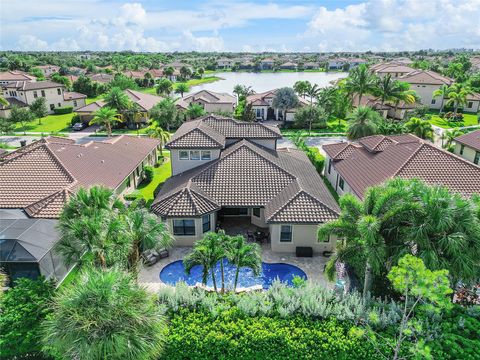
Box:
[101, 160, 105, 163]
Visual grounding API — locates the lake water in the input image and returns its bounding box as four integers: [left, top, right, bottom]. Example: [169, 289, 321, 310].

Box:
[187, 71, 348, 95]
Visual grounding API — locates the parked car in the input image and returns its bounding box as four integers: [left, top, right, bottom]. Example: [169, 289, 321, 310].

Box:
[72, 122, 87, 131]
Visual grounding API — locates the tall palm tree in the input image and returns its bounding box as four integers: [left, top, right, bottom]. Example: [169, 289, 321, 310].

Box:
[42, 268, 166, 360]
[226, 235, 261, 292]
[163, 66, 174, 79]
[404, 117, 434, 140]
[446, 84, 473, 115]
[432, 84, 451, 113]
[443, 128, 464, 149]
[343, 64, 377, 105]
[185, 103, 205, 120]
[175, 82, 189, 97]
[293, 80, 310, 98]
[374, 74, 396, 106]
[391, 82, 418, 115]
[147, 125, 170, 156]
[90, 107, 123, 137]
[346, 106, 382, 140]
[156, 78, 173, 97]
[305, 83, 321, 105]
[104, 86, 132, 114]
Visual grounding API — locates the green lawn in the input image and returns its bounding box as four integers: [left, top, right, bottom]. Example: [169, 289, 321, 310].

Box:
[281, 118, 348, 137]
[86, 95, 104, 104]
[130, 153, 171, 202]
[428, 112, 479, 129]
[14, 112, 75, 133]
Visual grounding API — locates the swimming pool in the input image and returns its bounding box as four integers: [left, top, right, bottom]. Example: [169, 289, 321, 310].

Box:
[160, 259, 307, 289]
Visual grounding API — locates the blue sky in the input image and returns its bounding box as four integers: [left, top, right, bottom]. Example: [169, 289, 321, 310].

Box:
[1, 0, 479, 52]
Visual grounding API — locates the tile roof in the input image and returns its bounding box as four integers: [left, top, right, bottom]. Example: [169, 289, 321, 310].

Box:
[0, 136, 159, 218]
[455, 130, 480, 151]
[370, 62, 416, 74]
[397, 70, 454, 85]
[88, 73, 114, 83]
[324, 134, 480, 198]
[0, 71, 36, 82]
[153, 140, 339, 223]
[124, 89, 162, 111]
[183, 90, 236, 105]
[246, 89, 309, 108]
[3, 97, 27, 108]
[4, 80, 64, 91]
[75, 100, 105, 113]
[63, 91, 87, 101]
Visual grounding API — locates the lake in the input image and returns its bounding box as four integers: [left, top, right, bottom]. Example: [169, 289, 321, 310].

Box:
[187, 71, 348, 95]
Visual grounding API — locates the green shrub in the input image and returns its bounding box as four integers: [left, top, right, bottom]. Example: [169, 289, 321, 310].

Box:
[305, 146, 325, 174]
[70, 114, 81, 126]
[144, 165, 154, 183]
[123, 193, 140, 201]
[0, 277, 55, 358]
[53, 106, 73, 115]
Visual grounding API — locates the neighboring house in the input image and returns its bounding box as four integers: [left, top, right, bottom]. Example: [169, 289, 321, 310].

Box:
[75, 100, 105, 123]
[352, 93, 417, 120]
[88, 73, 114, 84]
[0, 80, 86, 115]
[63, 91, 87, 110]
[323, 134, 480, 199]
[69, 66, 87, 75]
[454, 130, 480, 165]
[280, 62, 297, 70]
[0, 135, 160, 282]
[464, 93, 480, 113]
[177, 90, 236, 113]
[246, 89, 309, 122]
[0, 97, 28, 118]
[303, 62, 319, 69]
[260, 58, 275, 70]
[370, 62, 416, 78]
[37, 65, 61, 77]
[0, 70, 36, 85]
[327, 58, 365, 70]
[151, 115, 340, 254]
[470, 56, 480, 72]
[123, 70, 147, 79]
[397, 70, 454, 110]
[217, 58, 235, 68]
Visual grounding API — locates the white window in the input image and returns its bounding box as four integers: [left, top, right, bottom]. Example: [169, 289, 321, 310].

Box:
[256, 108, 261, 117]
[190, 150, 200, 160]
[467, 101, 473, 108]
[201, 150, 211, 160]
[280, 225, 292, 242]
[179, 151, 189, 160]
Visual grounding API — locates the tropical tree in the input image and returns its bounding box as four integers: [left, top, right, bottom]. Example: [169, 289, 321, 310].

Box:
[185, 103, 206, 119]
[293, 80, 310, 98]
[147, 124, 170, 155]
[149, 98, 180, 131]
[305, 83, 321, 105]
[233, 84, 255, 100]
[163, 66, 174, 78]
[272, 87, 299, 125]
[197, 67, 205, 78]
[445, 84, 473, 115]
[404, 117, 433, 140]
[442, 128, 464, 149]
[343, 64, 377, 105]
[104, 86, 132, 113]
[346, 106, 382, 140]
[29, 97, 48, 125]
[226, 235, 261, 292]
[294, 105, 327, 134]
[8, 105, 33, 135]
[0, 96, 8, 107]
[179, 66, 192, 80]
[42, 268, 166, 360]
[391, 82, 418, 115]
[374, 74, 396, 106]
[175, 82, 189, 97]
[156, 78, 173, 96]
[90, 106, 123, 136]
[432, 84, 451, 113]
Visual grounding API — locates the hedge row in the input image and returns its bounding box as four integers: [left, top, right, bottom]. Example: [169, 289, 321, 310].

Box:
[305, 146, 325, 174]
[53, 106, 73, 114]
[162, 309, 395, 360]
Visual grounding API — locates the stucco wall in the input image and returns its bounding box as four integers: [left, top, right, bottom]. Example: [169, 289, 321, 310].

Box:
[170, 148, 221, 175]
[410, 84, 440, 109]
[454, 142, 479, 164]
[167, 212, 216, 246]
[269, 223, 336, 253]
[325, 157, 355, 197]
[251, 207, 267, 228]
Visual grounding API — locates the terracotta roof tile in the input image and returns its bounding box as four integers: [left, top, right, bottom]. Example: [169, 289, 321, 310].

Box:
[455, 130, 480, 151]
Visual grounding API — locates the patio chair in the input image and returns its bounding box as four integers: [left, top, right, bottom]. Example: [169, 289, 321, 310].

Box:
[142, 249, 160, 266]
[246, 231, 255, 242]
[157, 248, 169, 259]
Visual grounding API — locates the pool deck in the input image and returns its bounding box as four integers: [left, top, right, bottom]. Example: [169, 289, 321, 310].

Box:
[138, 245, 333, 293]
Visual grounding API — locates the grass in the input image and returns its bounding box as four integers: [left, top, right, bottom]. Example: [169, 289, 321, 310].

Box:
[140, 76, 223, 95]
[14, 112, 75, 133]
[427, 112, 479, 129]
[281, 118, 348, 137]
[130, 152, 171, 202]
[86, 95, 104, 104]
[0, 143, 18, 149]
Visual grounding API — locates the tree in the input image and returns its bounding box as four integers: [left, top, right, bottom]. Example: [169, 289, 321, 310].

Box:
[51, 73, 71, 89]
[110, 73, 138, 90]
[149, 98, 180, 131]
[0, 117, 15, 134]
[390, 82, 418, 115]
[179, 66, 192, 80]
[175, 82, 189, 97]
[272, 87, 299, 126]
[294, 105, 327, 134]
[432, 84, 451, 113]
[0, 278, 54, 358]
[233, 84, 255, 100]
[104, 86, 132, 113]
[197, 67, 205, 78]
[0, 96, 8, 107]
[387, 255, 452, 360]
[73, 75, 101, 97]
[90, 107, 123, 137]
[404, 117, 433, 140]
[163, 66, 174, 78]
[186, 103, 206, 119]
[445, 84, 473, 115]
[29, 97, 48, 125]
[42, 268, 166, 360]
[442, 128, 464, 150]
[346, 106, 382, 140]
[8, 105, 33, 135]
[147, 124, 171, 155]
[226, 235, 261, 292]
[305, 83, 321, 105]
[241, 102, 256, 123]
[156, 78, 173, 96]
[293, 80, 310, 98]
[374, 74, 396, 106]
[343, 64, 377, 105]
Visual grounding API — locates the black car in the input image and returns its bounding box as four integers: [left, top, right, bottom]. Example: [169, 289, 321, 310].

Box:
[72, 122, 87, 131]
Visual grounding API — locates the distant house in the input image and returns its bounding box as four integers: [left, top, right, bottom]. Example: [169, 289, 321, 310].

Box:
[303, 62, 319, 70]
[260, 58, 275, 70]
[88, 73, 114, 84]
[123, 70, 147, 79]
[63, 91, 87, 110]
[151, 115, 339, 254]
[454, 130, 480, 165]
[0, 135, 160, 282]
[246, 89, 309, 122]
[370, 62, 416, 78]
[279, 62, 297, 70]
[217, 58, 235, 68]
[37, 65, 61, 77]
[323, 134, 480, 199]
[464, 93, 480, 113]
[327, 58, 366, 71]
[176, 90, 236, 113]
[470, 56, 480, 72]
[0, 71, 36, 86]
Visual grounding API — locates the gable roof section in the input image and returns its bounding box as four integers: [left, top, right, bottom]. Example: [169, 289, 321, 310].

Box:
[398, 70, 453, 85]
[124, 89, 162, 111]
[454, 130, 480, 151]
[166, 119, 226, 149]
[4, 80, 64, 91]
[0, 71, 35, 82]
[183, 90, 235, 105]
[202, 115, 281, 139]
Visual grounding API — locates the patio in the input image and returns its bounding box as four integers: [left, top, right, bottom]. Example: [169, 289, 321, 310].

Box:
[138, 245, 333, 293]
[218, 217, 270, 243]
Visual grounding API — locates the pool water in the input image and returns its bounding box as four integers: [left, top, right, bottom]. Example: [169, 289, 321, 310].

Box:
[160, 259, 307, 289]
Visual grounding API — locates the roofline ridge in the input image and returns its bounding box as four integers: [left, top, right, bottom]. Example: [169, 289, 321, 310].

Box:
[0, 140, 48, 166]
[392, 142, 426, 177]
[265, 183, 302, 222]
[42, 144, 78, 183]
[24, 188, 66, 217]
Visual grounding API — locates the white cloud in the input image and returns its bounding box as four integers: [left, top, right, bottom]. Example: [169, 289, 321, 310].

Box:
[17, 35, 49, 51]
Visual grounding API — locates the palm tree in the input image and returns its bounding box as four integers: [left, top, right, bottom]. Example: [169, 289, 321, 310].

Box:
[272, 87, 299, 126]
[180, 66, 192, 80]
[346, 106, 382, 140]
[446, 84, 473, 115]
[374, 74, 396, 106]
[90, 107, 123, 137]
[42, 268, 166, 360]
[147, 125, 170, 155]
[432, 84, 451, 113]
[443, 128, 464, 149]
[293, 80, 310, 98]
[104, 86, 132, 114]
[175, 82, 189, 97]
[185, 103, 205, 119]
[305, 83, 321, 105]
[163, 66, 175, 80]
[149, 98, 180, 131]
[343, 64, 377, 105]
[156, 78, 173, 96]
[404, 117, 433, 140]
[226, 235, 261, 292]
[391, 82, 418, 116]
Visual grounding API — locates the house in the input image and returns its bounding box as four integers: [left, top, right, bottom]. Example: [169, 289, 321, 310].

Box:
[397, 70, 454, 110]
[470, 56, 480, 72]
[352, 94, 417, 120]
[464, 93, 480, 113]
[123, 70, 147, 79]
[0, 70, 36, 85]
[176, 90, 236, 113]
[323, 134, 480, 199]
[88, 73, 114, 84]
[454, 130, 480, 165]
[328, 58, 348, 70]
[0, 80, 86, 116]
[151, 115, 340, 254]
[303, 62, 319, 70]
[246, 89, 309, 122]
[217, 58, 235, 68]
[37, 65, 61, 77]
[0, 135, 160, 282]
[280, 62, 297, 70]
[260, 58, 275, 70]
[370, 62, 416, 78]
